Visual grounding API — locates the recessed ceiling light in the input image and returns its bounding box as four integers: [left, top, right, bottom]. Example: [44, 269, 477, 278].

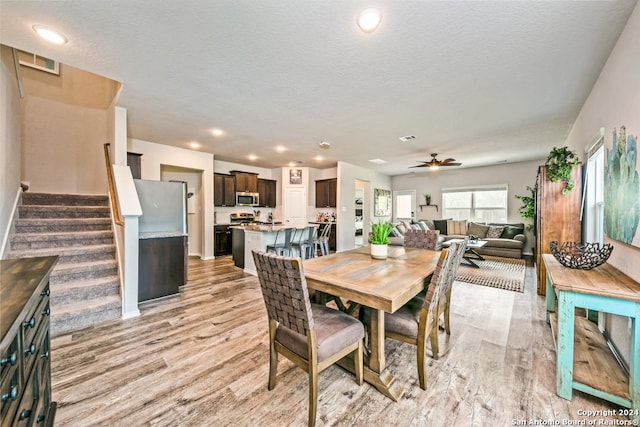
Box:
[319, 141, 331, 150]
[189, 141, 201, 149]
[368, 158, 388, 165]
[399, 135, 416, 142]
[211, 128, 224, 137]
[288, 162, 296, 167]
[248, 154, 257, 161]
[275, 145, 286, 153]
[357, 8, 382, 33]
[314, 155, 324, 161]
[33, 25, 68, 45]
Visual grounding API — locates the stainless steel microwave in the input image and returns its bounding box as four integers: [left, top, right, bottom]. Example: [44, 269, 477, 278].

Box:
[236, 192, 259, 206]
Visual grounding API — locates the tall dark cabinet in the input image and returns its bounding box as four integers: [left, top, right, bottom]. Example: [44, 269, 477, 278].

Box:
[535, 165, 582, 295]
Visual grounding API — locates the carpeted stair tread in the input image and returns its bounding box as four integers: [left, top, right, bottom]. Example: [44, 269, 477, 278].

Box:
[8, 243, 116, 265]
[15, 218, 111, 233]
[18, 205, 110, 219]
[50, 295, 121, 336]
[10, 230, 113, 250]
[50, 260, 118, 283]
[51, 276, 120, 305]
[22, 193, 109, 206]
[11, 229, 114, 241]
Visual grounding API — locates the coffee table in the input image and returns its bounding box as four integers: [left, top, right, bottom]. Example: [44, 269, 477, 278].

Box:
[442, 238, 487, 268]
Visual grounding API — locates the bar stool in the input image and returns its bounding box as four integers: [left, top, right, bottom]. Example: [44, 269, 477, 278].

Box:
[313, 224, 332, 256]
[292, 226, 317, 259]
[266, 228, 295, 256]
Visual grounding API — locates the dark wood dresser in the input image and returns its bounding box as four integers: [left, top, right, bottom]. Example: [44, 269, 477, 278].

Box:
[1, 256, 58, 427]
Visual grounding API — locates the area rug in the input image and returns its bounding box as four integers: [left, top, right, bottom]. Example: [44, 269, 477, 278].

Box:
[455, 256, 526, 293]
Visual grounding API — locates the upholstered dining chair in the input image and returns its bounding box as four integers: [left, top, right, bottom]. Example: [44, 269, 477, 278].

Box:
[360, 240, 466, 390]
[403, 229, 441, 250]
[252, 250, 364, 427]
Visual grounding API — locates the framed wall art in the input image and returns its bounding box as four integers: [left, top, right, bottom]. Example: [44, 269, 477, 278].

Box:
[374, 188, 391, 217]
[604, 126, 640, 248]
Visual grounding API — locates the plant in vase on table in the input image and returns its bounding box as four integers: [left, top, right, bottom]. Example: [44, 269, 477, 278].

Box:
[370, 220, 393, 259]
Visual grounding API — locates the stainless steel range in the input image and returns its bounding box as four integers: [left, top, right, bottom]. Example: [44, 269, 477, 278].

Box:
[229, 212, 255, 223]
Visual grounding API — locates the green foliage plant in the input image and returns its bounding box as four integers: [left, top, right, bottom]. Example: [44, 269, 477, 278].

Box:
[424, 194, 431, 205]
[545, 146, 579, 195]
[515, 185, 536, 230]
[370, 220, 393, 245]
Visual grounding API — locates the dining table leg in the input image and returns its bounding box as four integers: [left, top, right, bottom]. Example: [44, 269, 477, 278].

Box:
[335, 308, 405, 401]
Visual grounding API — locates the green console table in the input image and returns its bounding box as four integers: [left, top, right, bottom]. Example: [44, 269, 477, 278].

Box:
[544, 254, 640, 422]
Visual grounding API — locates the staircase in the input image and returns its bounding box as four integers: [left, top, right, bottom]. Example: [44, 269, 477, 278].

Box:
[6, 192, 122, 336]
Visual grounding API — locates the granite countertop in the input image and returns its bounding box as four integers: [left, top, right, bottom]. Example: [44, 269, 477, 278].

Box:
[309, 221, 336, 224]
[230, 224, 316, 232]
[139, 231, 187, 239]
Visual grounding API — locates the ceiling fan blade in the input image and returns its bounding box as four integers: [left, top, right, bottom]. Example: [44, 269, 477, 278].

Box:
[441, 158, 457, 163]
[409, 164, 429, 168]
[441, 162, 462, 166]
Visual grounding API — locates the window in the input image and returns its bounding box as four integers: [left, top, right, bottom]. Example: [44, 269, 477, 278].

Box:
[393, 190, 415, 221]
[442, 185, 508, 223]
[584, 133, 605, 244]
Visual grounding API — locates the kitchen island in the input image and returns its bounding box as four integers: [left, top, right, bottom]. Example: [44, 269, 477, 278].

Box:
[230, 224, 317, 275]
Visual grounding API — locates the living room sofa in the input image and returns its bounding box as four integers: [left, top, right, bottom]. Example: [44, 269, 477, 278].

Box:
[389, 219, 526, 259]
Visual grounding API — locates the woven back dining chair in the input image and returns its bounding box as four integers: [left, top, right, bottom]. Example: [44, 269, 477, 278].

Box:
[360, 240, 465, 390]
[252, 250, 364, 427]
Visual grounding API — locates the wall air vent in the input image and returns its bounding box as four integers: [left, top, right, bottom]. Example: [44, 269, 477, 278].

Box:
[17, 50, 59, 75]
[399, 135, 416, 142]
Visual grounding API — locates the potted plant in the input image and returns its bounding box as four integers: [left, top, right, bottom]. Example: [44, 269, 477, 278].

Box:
[424, 194, 431, 205]
[545, 146, 579, 195]
[515, 185, 536, 231]
[370, 220, 393, 259]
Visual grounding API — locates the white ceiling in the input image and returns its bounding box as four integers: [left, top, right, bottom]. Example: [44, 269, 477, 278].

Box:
[1, 1, 637, 176]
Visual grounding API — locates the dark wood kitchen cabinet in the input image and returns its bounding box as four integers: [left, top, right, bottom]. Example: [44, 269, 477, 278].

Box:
[230, 171, 258, 193]
[258, 178, 277, 207]
[315, 178, 337, 208]
[214, 173, 236, 207]
[1, 256, 58, 427]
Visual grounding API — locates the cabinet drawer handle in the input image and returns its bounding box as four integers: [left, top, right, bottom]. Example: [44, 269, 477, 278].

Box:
[24, 344, 36, 357]
[1, 385, 18, 402]
[18, 409, 31, 421]
[41, 288, 50, 297]
[42, 307, 50, 316]
[36, 414, 46, 424]
[0, 352, 17, 366]
[40, 351, 49, 360]
[23, 318, 36, 329]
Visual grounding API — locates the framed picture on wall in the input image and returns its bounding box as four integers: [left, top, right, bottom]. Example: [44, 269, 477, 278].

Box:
[289, 169, 302, 185]
[374, 188, 391, 217]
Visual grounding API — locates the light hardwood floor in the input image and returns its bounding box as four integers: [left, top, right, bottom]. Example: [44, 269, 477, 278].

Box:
[51, 256, 627, 426]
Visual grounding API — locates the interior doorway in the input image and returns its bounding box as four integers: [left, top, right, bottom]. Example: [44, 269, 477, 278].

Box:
[160, 165, 203, 257]
[355, 179, 370, 247]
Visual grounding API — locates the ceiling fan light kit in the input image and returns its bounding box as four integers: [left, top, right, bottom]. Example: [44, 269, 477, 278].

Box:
[411, 153, 462, 169]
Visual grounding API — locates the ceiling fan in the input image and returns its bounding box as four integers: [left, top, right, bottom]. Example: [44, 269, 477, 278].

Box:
[411, 153, 462, 169]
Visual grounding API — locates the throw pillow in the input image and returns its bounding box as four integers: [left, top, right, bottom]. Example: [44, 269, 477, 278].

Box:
[447, 219, 467, 235]
[486, 225, 504, 238]
[467, 222, 489, 238]
[500, 226, 524, 239]
[401, 220, 414, 232]
[395, 223, 407, 236]
[390, 227, 402, 238]
[422, 219, 435, 230]
[416, 221, 429, 231]
[433, 219, 451, 235]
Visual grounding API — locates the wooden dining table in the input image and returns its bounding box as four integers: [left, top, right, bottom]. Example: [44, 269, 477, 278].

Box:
[302, 245, 441, 401]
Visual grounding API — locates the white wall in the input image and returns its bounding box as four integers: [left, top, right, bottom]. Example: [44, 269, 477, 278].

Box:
[337, 161, 392, 252]
[0, 45, 22, 258]
[128, 138, 214, 260]
[392, 159, 542, 255]
[563, 2, 640, 368]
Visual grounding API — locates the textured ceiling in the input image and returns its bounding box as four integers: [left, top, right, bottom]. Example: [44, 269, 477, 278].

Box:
[1, 0, 637, 175]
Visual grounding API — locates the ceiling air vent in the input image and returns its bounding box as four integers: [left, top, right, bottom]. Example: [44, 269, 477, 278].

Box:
[399, 135, 416, 142]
